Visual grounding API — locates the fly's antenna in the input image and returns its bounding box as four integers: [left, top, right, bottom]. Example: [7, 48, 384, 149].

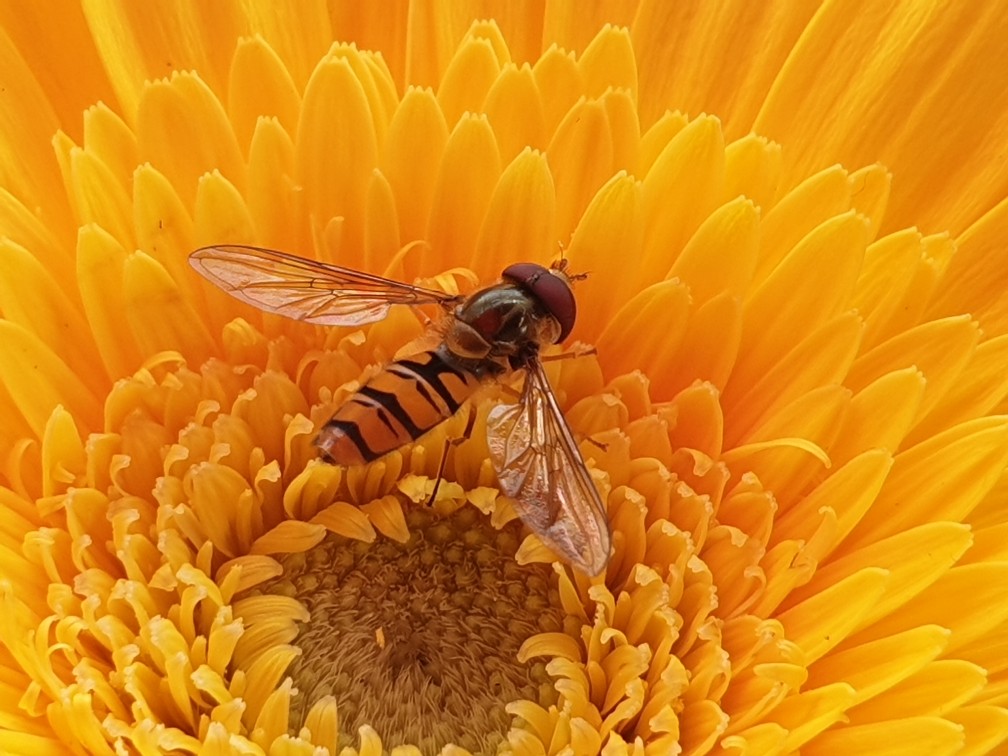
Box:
[550, 255, 589, 283]
[550, 241, 589, 282]
[556, 239, 568, 265]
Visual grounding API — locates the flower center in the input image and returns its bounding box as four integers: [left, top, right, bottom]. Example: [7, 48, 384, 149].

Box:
[273, 505, 563, 753]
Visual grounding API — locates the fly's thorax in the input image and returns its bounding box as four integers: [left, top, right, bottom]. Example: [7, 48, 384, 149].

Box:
[443, 318, 493, 360]
[444, 283, 561, 362]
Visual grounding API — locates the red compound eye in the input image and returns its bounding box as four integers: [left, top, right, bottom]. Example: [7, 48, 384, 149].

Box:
[502, 262, 576, 342]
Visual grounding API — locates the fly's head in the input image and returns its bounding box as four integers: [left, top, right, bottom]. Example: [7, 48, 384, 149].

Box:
[501, 261, 577, 343]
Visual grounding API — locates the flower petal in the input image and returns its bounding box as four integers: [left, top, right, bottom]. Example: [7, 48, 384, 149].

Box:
[122, 251, 217, 366]
[754, 0, 1008, 236]
[731, 212, 869, 393]
[928, 199, 1008, 337]
[484, 63, 546, 162]
[848, 417, 1008, 547]
[382, 87, 449, 245]
[0, 322, 101, 436]
[227, 36, 301, 150]
[427, 114, 502, 274]
[811, 624, 950, 705]
[137, 72, 246, 208]
[296, 52, 380, 256]
[806, 716, 964, 755]
[475, 148, 555, 280]
[641, 115, 726, 273]
[779, 567, 888, 664]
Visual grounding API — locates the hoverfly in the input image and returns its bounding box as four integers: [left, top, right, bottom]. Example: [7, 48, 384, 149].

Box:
[189, 245, 611, 575]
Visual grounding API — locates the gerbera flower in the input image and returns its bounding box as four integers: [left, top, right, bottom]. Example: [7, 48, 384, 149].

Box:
[2, 3, 1008, 755]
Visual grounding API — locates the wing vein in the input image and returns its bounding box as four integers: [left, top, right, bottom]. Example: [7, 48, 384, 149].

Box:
[189, 244, 458, 325]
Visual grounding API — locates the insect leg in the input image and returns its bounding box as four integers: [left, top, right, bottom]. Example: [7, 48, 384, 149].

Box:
[426, 404, 477, 505]
[531, 348, 610, 455]
[538, 344, 597, 362]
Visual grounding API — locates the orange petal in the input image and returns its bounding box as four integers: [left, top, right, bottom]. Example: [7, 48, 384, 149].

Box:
[474, 148, 555, 280]
[0, 321, 101, 437]
[227, 36, 301, 151]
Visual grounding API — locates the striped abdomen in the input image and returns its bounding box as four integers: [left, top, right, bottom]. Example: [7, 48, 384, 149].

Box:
[315, 348, 483, 466]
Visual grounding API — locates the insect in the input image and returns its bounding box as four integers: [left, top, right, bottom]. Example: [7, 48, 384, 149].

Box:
[189, 245, 611, 575]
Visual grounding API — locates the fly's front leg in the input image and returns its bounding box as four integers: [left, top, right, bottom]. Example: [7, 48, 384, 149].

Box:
[538, 345, 608, 452]
[540, 343, 597, 362]
[538, 343, 597, 362]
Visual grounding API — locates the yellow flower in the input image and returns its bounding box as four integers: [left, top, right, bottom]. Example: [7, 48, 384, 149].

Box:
[2, 3, 1008, 755]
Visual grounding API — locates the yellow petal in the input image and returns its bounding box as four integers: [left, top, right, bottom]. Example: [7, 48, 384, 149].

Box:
[484, 63, 546, 162]
[947, 706, 1008, 756]
[773, 449, 893, 556]
[59, 136, 135, 250]
[724, 311, 862, 443]
[381, 87, 449, 243]
[849, 417, 1008, 547]
[755, 0, 1008, 237]
[0, 28, 64, 213]
[227, 36, 301, 150]
[359, 495, 409, 543]
[132, 163, 199, 298]
[427, 114, 502, 275]
[669, 196, 759, 306]
[0, 239, 103, 391]
[669, 292, 742, 396]
[757, 165, 859, 280]
[531, 44, 583, 135]
[778, 567, 888, 664]
[194, 171, 256, 253]
[122, 251, 217, 366]
[566, 173, 644, 333]
[641, 115, 726, 273]
[806, 716, 964, 755]
[474, 148, 555, 280]
[846, 660, 986, 725]
[731, 212, 868, 392]
[136, 72, 246, 208]
[596, 279, 691, 381]
[792, 522, 972, 630]
[82, 103, 139, 190]
[310, 501, 378, 542]
[830, 368, 925, 466]
[928, 199, 1008, 337]
[860, 562, 1008, 653]
[578, 25, 637, 103]
[724, 134, 782, 213]
[547, 98, 616, 239]
[296, 53, 380, 256]
[302, 696, 339, 755]
[908, 333, 1008, 445]
[0, 321, 101, 437]
[436, 36, 503, 126]
[245, 116, 297, 250]
[251, 520, 327, 556]
[766, 683, 857, 749]
[808, 625, 950, 706]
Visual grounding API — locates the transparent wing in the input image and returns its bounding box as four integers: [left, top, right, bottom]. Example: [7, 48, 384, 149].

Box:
[486, 359, 611, 575]
[189, 245, 460, 326]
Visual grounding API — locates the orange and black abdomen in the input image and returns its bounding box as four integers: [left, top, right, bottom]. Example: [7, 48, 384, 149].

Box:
[315, 349, 482, 466]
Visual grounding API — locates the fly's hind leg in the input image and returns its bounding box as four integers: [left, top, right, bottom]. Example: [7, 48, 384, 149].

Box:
[426, 404, 477, 505]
